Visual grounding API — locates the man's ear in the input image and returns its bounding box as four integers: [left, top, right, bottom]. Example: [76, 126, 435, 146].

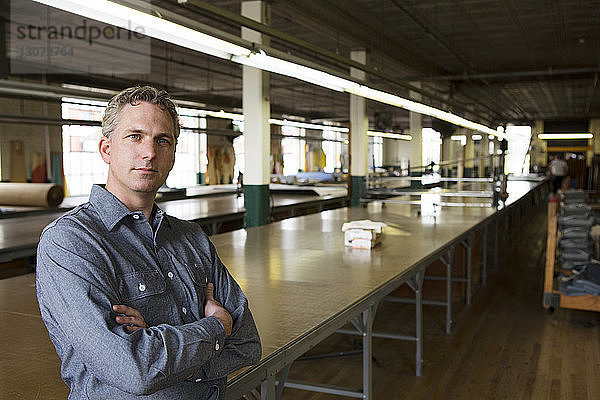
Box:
[99, 136, 111, 164]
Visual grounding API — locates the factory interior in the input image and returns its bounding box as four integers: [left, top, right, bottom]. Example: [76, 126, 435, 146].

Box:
[2, 0, 600, 399]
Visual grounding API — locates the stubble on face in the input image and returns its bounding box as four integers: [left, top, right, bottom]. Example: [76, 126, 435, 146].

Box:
[101, 102, 176, 203]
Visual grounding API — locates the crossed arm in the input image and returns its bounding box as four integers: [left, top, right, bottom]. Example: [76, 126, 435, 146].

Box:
[114, 283, 233, 337]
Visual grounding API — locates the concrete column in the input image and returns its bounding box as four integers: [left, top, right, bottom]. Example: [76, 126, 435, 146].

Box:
[530, 120, 547, 171]
[409, 83, 422, 188]
[455, 129, 466, 189]
[349, 49, 368, 206]
[588, 119, 600, 166]
[441, 135, 452, 177]
[242, 0, 271, 227]
[464, 132, 475, 178]
[480, 134, 490, 177]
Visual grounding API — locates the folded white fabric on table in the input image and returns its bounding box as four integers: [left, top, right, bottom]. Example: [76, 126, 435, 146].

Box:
[341, 220, 387, 233]
[342, 220, 387, 249]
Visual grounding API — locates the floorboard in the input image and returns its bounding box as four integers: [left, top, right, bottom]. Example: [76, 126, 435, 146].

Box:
[279, 205, 600, 400]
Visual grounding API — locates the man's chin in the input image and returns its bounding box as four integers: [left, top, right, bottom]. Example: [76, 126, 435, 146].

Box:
[130, 181, 164, 194]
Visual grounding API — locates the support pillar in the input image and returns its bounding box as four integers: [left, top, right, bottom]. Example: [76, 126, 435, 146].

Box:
[349, 49, 368, 206]
[464, 132, 475, 178]
[441, 135, 452, 178]
[531, 120, 546, 172]
[589, 119, 600, 162]
[479, 134, 489, 177]
[409, 83, 422, 188]
[242, 0, 271, 227]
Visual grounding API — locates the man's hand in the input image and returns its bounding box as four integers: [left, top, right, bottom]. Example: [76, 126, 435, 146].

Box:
[113, 304, 148, 332]
[204, 283, 233, 338]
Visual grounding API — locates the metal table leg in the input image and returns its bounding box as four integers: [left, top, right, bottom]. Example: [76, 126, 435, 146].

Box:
[481, 224, 487, 285]
[406, 270, 425, 376]
[362, 306, 374, 400]
[503, 210, 508, 254]
[461, 233, 473, 306]
[440, 247, 455, 334]
[261, 369, 276, 400]
[494, 215, 499, 271]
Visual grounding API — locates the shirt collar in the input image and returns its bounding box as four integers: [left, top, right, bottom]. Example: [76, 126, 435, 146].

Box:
[89, 184, 168, 231]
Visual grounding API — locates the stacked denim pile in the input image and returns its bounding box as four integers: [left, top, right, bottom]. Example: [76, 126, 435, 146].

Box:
[557, 190, 600, 296]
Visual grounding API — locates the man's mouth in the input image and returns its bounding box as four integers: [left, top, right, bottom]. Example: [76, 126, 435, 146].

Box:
[133, 167, 158, 172]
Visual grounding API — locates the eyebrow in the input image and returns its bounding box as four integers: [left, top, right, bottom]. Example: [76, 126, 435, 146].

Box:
[124, 129, 173, 138]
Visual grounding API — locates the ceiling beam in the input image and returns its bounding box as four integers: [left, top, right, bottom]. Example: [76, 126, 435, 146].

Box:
[400, 67, 600, 82]
[173, 0, 495, 125]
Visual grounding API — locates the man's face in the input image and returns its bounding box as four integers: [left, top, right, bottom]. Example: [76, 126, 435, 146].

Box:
[100, 102, 176, 197]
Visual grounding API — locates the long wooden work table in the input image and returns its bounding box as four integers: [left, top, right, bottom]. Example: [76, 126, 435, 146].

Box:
[0, 191, 346, 263]
[0, 180, 548, 399]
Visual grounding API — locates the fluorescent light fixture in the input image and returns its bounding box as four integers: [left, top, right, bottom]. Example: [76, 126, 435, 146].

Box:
[32, 0, 252, 59]
[197, 109, 348, 132]
[538, 133, 593, 140]
[367, 131, 412, 140]
[472, 134, 482, 140]
[232, 51, 348, 92]
[451, 135, 467, 146]
[198, 110, 244, 121]
[346, 85, 504, 138]
[35, 0, 503, 139]
[269, 119, 348, 133]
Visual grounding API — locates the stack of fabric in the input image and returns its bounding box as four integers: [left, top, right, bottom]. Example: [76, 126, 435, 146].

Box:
[558, 190, 600, 295]
[559, 261, 600, 296]
[558, 190, 593, 270]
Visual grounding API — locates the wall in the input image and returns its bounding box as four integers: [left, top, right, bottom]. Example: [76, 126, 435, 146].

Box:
[0, 96, 62, 182]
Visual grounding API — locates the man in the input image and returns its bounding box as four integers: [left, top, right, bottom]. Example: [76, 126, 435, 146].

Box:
[36, 86, 261, 399]
[548, 154, 569, 193]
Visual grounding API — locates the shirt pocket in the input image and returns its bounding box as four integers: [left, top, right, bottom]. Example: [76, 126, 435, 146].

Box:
[118, 270, 166, 301]
[184, 263, 212, 310]
[117, 270, 171, 326]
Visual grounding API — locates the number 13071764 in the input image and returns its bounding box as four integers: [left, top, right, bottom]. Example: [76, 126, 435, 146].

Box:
[17, 46, 74, 58]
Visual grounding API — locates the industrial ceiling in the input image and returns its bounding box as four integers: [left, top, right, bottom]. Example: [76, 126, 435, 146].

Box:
[2, 0, 600, 132]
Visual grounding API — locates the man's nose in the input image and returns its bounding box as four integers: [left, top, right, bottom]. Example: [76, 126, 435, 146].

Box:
[140, 139, 157, 160]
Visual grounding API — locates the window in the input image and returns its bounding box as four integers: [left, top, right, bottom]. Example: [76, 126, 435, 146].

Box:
[62, 100, 203, 195]
[62, 98, 107, 196]
[166, 107, 202, 188]
[281, 125, 305, 176]
[233, 135, 244, 183]
[368, 136, 383, 168]
[322, 130, 343, 173]
[504, 125, 531, 176]
[422, 128, 441, 168]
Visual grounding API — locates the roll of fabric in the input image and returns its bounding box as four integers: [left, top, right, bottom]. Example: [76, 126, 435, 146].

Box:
[0, 183, 64, 207]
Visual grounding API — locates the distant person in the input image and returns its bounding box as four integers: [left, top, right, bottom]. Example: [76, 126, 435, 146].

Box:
[424, 161, 436, 175]
[36, 86, 261, 399]
[548, 155, 569, 193]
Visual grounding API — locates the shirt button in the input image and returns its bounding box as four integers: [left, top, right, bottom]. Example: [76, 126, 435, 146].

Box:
[182, 307, 187, 314]
[133, 214, 140, 220]
[215, 342, 220, 351]
[138, 283, 146, 292]
[167, 272, 174, 279]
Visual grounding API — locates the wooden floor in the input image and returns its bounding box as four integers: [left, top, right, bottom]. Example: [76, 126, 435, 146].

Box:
[279, 205, 600, 400]
[4, 201, 600, 399]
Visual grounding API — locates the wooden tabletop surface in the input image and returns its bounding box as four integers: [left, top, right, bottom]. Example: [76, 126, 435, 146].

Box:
[0, 180, 543, 399]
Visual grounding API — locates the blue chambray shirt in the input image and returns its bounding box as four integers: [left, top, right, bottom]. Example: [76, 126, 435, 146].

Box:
[36, 185, 261, 399]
